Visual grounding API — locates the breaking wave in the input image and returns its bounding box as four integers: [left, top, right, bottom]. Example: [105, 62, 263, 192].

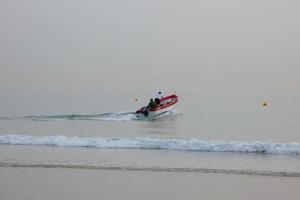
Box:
[0, 135, 299, 155]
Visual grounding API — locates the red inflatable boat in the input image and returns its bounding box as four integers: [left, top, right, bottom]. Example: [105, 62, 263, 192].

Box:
[136, 94, 178, 117]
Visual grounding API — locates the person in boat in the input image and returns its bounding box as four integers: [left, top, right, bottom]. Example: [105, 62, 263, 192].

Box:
[154, 91, 163, 105]
[147, 98, 157, 109]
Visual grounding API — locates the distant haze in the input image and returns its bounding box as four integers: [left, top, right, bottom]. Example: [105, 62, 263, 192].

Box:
[1, 0, 299, 94]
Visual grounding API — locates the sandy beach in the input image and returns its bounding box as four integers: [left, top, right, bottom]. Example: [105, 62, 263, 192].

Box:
[1, 166, 300, 200]
[1, 145, 300, 199]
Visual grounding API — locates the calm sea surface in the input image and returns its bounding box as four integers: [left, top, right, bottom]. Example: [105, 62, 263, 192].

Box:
[1, 0, 300, 199]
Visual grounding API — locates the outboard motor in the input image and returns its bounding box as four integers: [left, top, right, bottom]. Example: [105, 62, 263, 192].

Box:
[141, 106, 149, 117]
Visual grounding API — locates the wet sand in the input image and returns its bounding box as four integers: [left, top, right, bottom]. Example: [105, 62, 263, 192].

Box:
[1, 145, 300, 176]
[1, 166, 300, 200]
[1, 145, 300, 200]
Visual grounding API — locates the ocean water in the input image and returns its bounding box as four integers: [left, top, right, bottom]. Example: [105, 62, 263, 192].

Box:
[1, 0, 300, 199]
[1, 91, 300, 178]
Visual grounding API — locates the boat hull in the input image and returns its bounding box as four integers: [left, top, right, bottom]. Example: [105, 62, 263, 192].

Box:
[136, 105, 175, 119]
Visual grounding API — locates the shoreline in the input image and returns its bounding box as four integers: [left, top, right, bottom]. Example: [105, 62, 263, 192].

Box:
[1, 160, 300, 178]
[1, 167, 300, 200]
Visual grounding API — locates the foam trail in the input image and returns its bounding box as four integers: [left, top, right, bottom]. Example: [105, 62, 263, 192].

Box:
[0, 160, 299, 177]
[25, 112, 138, 121]
[21, 110, 179, 121]
[0, 135, 299, 155]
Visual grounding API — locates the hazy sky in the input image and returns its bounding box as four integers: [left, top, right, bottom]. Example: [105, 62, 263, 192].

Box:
[1, 0, 300, 94]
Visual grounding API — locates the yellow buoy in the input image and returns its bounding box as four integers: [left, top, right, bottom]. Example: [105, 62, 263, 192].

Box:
[262, 101, 268, 107]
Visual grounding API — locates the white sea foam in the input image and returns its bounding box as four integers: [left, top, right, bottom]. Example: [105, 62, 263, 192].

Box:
[0, 135, 299, 155]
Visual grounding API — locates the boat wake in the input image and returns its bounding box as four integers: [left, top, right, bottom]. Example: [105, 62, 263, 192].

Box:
[0, 134, 299, 155]
[0, 110, 179, 122]
[25, 112, 139, 121]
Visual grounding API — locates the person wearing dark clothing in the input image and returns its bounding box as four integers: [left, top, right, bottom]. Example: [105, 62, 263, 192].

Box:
[154, 91, 163, 105]
[155, 98, 160, 105]
[147, 99, 157, 109]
